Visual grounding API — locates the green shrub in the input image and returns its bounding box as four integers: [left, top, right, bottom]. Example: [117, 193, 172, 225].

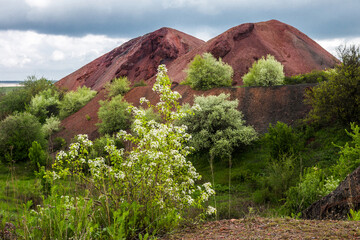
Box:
[254, 154, 297, 203]
[53, 137, 67, 151]
[59, 86, 96, 119]
[183, 53, 233, 90]
[305, 45, 360, 125]
[132, 79, 147, 87]
[89, 134, 124, 159]
[180, 93, 257, 159]
[42, 116, 61, 138]
[0, 112, 46, 164]
[28, 88, 60, 123]
[265, 122, 300, 160]
[0, 76, 55, 119]
[105, 76, 131, 97]
[283, 166, 339, 215]
[242, 54, 285, 86]
[28, 141, 47, 171]
[96, 95, 131, 135]
[284, 69, 334, 85]
[331, 123, 360, 180]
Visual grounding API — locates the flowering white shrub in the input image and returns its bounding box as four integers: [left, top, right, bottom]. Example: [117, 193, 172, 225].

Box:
[47, 65, 215, 238]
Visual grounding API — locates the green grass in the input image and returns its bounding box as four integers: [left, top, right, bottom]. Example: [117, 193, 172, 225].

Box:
[188, 124, 352, 219]
[0, 86, 22, 94]
[0, 162, 41, 223]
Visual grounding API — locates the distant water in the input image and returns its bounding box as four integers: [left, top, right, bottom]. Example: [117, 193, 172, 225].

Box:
[0, 80, 23, 87]
[0, 80, 57, 87]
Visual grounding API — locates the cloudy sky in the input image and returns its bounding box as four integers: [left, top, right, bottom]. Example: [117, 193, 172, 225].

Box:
[1, 0, 360, 81]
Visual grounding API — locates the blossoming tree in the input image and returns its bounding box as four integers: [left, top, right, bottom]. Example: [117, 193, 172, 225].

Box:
[44, 65, 215, 239]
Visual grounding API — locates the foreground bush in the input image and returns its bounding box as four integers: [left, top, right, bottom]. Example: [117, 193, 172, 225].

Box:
[242, 54, 285, 86]
[183, 53, 233, 90]
[24, 65, 215, 239]
[0, 112, 46, 163]
[59, 86, 96, 119]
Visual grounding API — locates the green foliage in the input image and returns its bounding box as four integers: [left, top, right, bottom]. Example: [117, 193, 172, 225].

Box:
[89, 135, 123, 159]
[242, 54, 285, 86]
[283, 167, 340, 214]
[0, 76, 55, 119]
[331, 123, 360, 180]
[59, 86, 96, 119]
[133, 79, 147, 87]
[0, 112, 46, 164]
[184, 53, 233, 90]
[265, 122, 300, 160]
[28, 141, 47, 171]
[53, 137, 67, 151]
[105, 76, 131, 97]
[284, 69, 334, 85]
[96, 95, 131, 135]
[253, 154, 297, 204]
[348, 209, 360, 221]
[42, 65, 215, 238]
[28, 88, 60, 123]
[42, 116, 61, 138]
[181, 93, 257, 159]
[20, 195, 97, 239]
[305, 45, 360, 125]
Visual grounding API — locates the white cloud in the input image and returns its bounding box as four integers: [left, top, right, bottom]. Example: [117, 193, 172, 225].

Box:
[24, 0, 50, 8]
[0, 30, 127, 80]
[315, 37, 360, 57]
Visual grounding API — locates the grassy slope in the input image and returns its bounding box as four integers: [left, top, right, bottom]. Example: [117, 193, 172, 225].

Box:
[190, 124, 351, 219]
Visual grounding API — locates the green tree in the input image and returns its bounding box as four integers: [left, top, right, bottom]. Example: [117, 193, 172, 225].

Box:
[0, 112, 46, 163]
[0, 76, 55, 119]
[242, 54, 285, 86]
[105, 76, 131, 97]
[28, 88, 60, 123]
[184, 53, 233, 90]
[96, 95, 131, 135]
[305, 45, 360, 125]
[181, 93, 257, 158]
[59, 86, 96, 119]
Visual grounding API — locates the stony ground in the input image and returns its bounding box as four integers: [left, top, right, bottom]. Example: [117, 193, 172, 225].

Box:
[163, 217, 360, 239]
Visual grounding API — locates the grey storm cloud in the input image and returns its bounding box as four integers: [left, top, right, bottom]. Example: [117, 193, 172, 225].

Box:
[0, 0, 359, 39]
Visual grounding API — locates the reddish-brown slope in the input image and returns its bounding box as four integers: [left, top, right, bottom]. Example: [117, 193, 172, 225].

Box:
[55, 28, 204, 91]
[54, 20, 338, 143]
[163, 19, 339, 85]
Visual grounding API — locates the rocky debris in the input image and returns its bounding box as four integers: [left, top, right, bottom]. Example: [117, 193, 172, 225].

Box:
[55, 28, 204, 91]
[302, 166, 360, 220]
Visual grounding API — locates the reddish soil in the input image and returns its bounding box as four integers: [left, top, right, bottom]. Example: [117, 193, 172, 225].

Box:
[161, 19, 339, 86]
[163, 217, 360, 239]
[55, 28, 204, 91]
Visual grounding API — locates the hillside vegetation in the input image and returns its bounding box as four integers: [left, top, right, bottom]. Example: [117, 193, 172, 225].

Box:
[0, 45, 360, 239]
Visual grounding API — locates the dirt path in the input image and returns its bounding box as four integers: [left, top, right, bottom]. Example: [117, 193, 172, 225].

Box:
[163, 217, 360, 239]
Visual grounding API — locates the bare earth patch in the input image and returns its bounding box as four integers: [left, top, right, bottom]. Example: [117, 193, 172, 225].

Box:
[163, 217, 360, 239]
